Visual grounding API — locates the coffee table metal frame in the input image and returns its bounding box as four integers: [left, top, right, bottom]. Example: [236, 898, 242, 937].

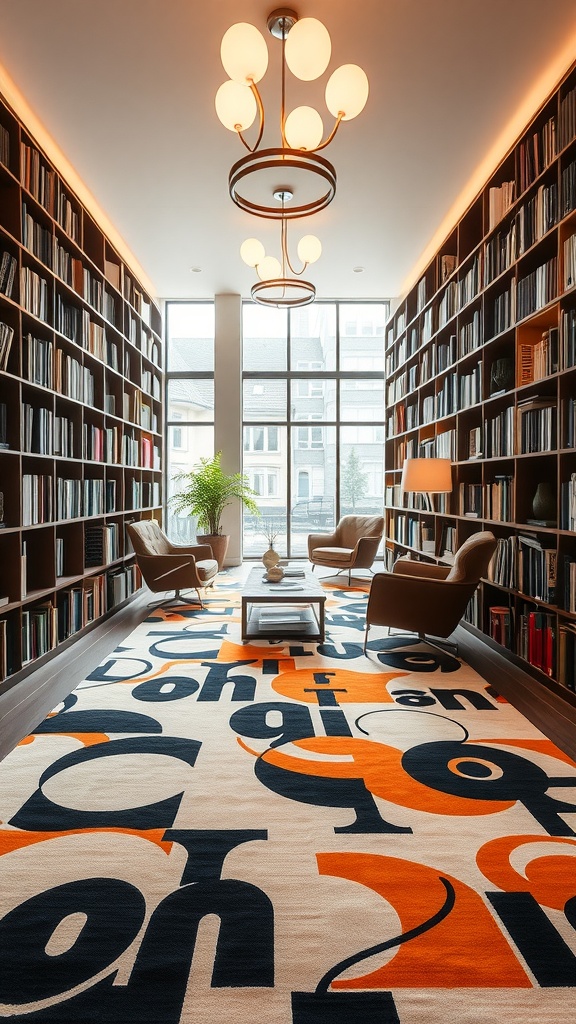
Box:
[241, 566, 326, 642]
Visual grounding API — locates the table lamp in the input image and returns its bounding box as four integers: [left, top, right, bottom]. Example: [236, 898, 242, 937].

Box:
[400, 457, 452, 511]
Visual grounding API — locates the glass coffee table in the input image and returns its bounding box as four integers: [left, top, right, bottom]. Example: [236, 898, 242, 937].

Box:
[241, 565, 326, 642]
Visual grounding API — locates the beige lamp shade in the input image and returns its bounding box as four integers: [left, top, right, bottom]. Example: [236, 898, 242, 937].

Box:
[220, 23, 268, 84]
[284, 17, 331, 81]
[401, 458, 452, 493]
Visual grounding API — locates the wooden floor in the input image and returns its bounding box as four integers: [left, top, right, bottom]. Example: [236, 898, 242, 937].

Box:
[1, 577, 575, 763]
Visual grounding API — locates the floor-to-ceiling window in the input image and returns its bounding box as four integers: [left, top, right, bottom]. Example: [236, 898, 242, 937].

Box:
[242, 301, 388, 558]
[165, 302, 214, 543]
[165, 299, 388, 556]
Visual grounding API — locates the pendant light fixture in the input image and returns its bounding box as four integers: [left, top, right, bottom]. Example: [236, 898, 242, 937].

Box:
[215, 9, 369, 220]
[240, 189, 322, 307]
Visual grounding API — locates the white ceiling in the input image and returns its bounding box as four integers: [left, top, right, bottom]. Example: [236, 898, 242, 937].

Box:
[1, 0, 576, 303]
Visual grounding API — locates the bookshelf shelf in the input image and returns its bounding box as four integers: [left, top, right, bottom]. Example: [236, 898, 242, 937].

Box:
[385, 59, 576, 696]
[0, 90, 163, 691]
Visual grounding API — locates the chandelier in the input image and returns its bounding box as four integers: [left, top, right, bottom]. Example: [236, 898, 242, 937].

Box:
[240, 189, 322, 307]
[215, 9, 369, 220]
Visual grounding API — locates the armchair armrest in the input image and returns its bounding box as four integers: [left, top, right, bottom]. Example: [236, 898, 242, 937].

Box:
[392, 558, 450, 580]
[166, 541, 214, 559]
[308, 530, 338, 556]
[351, 535, 382, 568]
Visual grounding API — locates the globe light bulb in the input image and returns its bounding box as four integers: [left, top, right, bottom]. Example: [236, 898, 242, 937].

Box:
[220, 23, 268, 84]
[297, 234, 322, 265]
[257, 256, 282, 281]
[284, 18, 331, 81]
[240, 238, 265, 267]
[284, 106, 324, 151]
[325, 64, 369, 121]
[215, 80, 257, 132]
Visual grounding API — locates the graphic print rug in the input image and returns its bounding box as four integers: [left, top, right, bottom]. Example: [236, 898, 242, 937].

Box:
[1, 573, 576, 1023]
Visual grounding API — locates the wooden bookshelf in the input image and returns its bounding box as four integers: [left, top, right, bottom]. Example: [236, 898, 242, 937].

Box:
[0, 91, 163, 691]
[384, 59, 576, 700]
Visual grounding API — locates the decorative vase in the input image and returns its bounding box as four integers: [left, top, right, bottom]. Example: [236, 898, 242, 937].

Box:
[531, 482, 556, 522]
[262, 546, 280, 570]
[265, 565, 284, 582]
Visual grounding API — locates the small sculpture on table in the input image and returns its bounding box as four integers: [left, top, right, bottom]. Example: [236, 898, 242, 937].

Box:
[262, 519, 283, 580]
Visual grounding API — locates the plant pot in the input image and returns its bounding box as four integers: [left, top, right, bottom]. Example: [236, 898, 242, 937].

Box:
[197, 533, 229, 570]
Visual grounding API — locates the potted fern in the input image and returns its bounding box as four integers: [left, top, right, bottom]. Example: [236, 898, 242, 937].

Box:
[170, 451, 260, 568]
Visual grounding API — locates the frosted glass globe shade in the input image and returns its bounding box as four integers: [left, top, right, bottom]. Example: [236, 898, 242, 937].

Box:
[297, 235, 322, 265]
[284, 106, 324, 151]
[240, 238, 265, 267]
[257, 256, 282, 281]
[284, 18, 331, 81]
[215, 81, 257, 132]
[325, 64, 369, 121]
[220, 23, 268, 84]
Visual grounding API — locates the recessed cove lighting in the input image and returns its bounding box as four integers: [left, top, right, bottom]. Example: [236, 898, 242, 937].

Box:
[353, 266, 364, 273]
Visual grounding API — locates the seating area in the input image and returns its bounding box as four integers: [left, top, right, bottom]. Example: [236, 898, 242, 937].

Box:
[127, 520, 219, 608]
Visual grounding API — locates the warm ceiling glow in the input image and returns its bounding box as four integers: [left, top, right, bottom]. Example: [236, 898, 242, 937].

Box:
[399, 30, 576, 300]
[0, 60, 156, 296]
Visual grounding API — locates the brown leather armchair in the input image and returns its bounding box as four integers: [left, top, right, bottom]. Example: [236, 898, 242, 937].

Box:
[308, 514, 384, 584]
[363, 530, 497, 656]
[127, 520, 219, 607]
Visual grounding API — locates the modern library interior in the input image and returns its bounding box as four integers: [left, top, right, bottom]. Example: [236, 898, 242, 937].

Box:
[1, 1, 576, 751]
[4, 5, 576, 1022]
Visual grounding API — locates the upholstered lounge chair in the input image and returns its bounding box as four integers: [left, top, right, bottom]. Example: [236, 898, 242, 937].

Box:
[308, 514, 385, 584]
[363, 530, 497, 656]
[127, 520, 219, 607]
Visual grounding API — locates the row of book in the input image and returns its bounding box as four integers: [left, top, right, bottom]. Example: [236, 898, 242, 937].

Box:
[517, 610, 555, 678]
[56, 478, 108, 519]
[516, 257, 558, 321]
[0, 561, 142, 678]
[54, 350, 95, 404]
[0, 250, 17, 299]
[517, 328, 559, 385]
[0, 123, 9, 168]
[484, 183, 558, 286]
[21, 265, 49, 320]
[488, 604, 575, 690]
[517, 114, 557, 195]
[517, 397, 556, 454]
[85, 524, 120, 567]
[0, 319, 14, 371]
[486, 533, 576, 608]
[563, 231, 576, 290]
